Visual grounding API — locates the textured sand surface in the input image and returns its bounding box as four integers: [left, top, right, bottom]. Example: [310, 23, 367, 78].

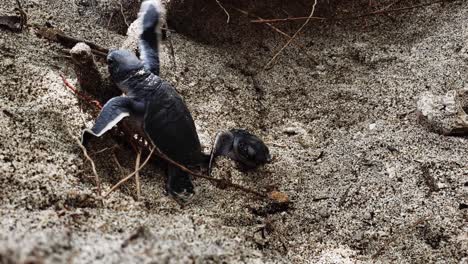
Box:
[1, 0, 467, 263]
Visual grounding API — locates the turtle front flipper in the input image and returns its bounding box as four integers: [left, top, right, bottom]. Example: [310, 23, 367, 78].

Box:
[209, 129, 272, 174]
[81, 96, 140, 145]
[138, 0, 164, 76]
[209, 131, 235, 176]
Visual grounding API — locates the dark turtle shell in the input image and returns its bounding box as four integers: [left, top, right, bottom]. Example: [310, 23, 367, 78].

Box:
[143, 81, 203, 166]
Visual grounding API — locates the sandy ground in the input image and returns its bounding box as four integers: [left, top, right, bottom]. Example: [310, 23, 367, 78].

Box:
[1, 0, 467, 263]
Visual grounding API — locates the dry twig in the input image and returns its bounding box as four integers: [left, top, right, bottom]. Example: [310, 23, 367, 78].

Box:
[343, 0, 451, 20]
[69, 131, 102, 197]
[76, 138, 102, 196]
[251, 0, 454, 24]
[165, 26, 178, 74]
[93, 145, 118, 155]
[112, 152, 126, 177]
[36, 27, 109, 58]
[118, 0, 130, 27]
[263, 0, 318, 69]
[60, 73, 103, 109]
[215, 0, 230, 23]
[252, 16, 325, 24]
[104, 147, 155, 198]
[135, 149, 142, 200]
[155, 150, 268, 198]
[230, 6, 317, 65]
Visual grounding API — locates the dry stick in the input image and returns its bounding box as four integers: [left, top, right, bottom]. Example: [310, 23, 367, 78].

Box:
[112, 152, 126, 177]
[107, 12, 115, 28]
[60, 74, 103, 109]
[343, 0, 451, 20]
[156, 150, 267, 198]
[381, 0, 404, 11]
[263, 0, 318, 70]
[93, 145, 118, 155]
[104, 147, 155, 198]
[232, 6, 293, 39]
[215, 0, 230, 23]
[74, 137, 102, 196]
[36, 27, 109, 55]
[230, 6, 317, 65]
[166, 27, 177, 77]
[252, 16, 325, 24]
[128, 138, 268, 198]
[118, 0, 129, 27]
[251, 0, 453, 24]
[135, 149, 142, 200]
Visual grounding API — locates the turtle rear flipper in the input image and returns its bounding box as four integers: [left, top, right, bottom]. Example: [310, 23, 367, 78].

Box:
[166, 165, 194, 204]
[138, 0, 164, 76]
[81, 96, 141, 145]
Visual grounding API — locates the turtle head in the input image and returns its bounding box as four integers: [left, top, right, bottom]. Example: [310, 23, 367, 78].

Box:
[107, 49, 144, 84]
[209, 129, 271, 175]
[232, 129, 271, 169]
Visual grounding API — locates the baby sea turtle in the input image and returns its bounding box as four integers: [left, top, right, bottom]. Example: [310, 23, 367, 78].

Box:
[82, 0, 202, 202]
[209, 129, 272, 175]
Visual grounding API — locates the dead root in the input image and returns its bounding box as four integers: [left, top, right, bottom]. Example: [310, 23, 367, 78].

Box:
[36, 27, 108, 58]
[104, 147, 155, 198]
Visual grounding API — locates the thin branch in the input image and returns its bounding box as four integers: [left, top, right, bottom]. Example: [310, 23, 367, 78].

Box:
[36, 26, 109, 56]
[104, 147, 155, 198]
[251, 0, 453, 24]
[230, 6, 317, 65]
[231, 6, 292, 39]
[155, 150, 268, 198]
[112, 152, 126, 177]
[118, 0, 129, 27]
[165, 26, 178, 78]
[215, 0, 230, 23]
[70, 132, 102, 197]
[341, 0, 450, 20]
[263, 0, 318, 70]
[251, 16, 325, 24]
[93, 145, 118, 155]
[380, 0, 404, 11]
[135, 149, 142, 200]
[60, 73, 103, 109]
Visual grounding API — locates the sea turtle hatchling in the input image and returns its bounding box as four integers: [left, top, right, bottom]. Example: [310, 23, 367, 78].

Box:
[82, 0, 201, 202]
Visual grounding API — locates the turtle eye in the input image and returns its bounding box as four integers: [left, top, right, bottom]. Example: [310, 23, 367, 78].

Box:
[108, 58, 114, 64]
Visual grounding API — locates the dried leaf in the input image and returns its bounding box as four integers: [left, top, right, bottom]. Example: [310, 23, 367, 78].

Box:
[268, 191, 289, 203]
